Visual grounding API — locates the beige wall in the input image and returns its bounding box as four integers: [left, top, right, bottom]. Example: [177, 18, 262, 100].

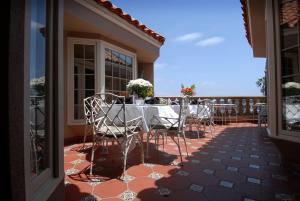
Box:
[138, 63, 154, 84]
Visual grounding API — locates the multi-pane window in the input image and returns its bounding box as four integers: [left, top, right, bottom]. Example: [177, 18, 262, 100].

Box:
[105, 48, 133, 96]
[279, 0, 300, 132]
[73, 44, 95, 120]
[29, 0, 48, 176]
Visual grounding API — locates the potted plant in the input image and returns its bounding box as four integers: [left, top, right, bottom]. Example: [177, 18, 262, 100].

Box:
[126, 78, 153, 105]
[181, 84, 196, 97]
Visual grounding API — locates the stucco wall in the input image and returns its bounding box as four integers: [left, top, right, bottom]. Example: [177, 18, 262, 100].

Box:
[138, 63, 154, 84]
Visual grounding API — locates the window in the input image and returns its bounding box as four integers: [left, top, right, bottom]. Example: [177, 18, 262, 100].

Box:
[105, 48, 133, 96]
[29, 0, 48, 177]
[68, 39, 136, 124]
[73, 44, 96, 120]
[278, 0, 300, 133]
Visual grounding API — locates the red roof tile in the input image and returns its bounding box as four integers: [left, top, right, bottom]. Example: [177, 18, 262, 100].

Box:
[280, 0, 300, 28]
[94, 0, 165, 44]
[240, 0, 251, 45]
[241, 0, 299, 45]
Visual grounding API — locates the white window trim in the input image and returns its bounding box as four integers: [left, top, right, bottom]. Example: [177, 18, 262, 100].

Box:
[67, 37, 137, 125]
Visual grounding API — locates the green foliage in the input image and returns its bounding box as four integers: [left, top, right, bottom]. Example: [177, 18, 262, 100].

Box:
[256, 76, 266, 95]
[128, 85, 151, 98]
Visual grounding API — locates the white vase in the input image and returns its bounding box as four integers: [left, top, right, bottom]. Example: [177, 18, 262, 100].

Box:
[135, 98, 145, 105]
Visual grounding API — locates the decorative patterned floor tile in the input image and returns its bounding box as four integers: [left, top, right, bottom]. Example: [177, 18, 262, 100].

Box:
[71, 159, 85, 165]
[203, 169, 215, 175]
[244, 198, 256, 201]
[78, 195, 101, 201]
[250, 154, 260, 159]
[199, 151, 209, 155]
[144, 163, 155, 168]
[189, 184, 204, 192]
[122, 174, 136, 183]
[218, 150, 226, 154]
[236, 149, 243, 152]
[249, 164, 260, 169]
[269, 162, 280, 167]
[191, 159, 200, 164]
[219, 180, 234, 188]
[176, 170, 189, 176]
[148, 172, 163, 180]
[158, 187, 171, 196]
[272, 174, 288, 181]
[275, 193, 295, 201]
[88, 178, 102, 187]
[247, 177, 261, 184]
[65, 168, 80, 175]
[227, 166, 238, 172]
[212, 158, 222, 162]
[96, 158, 106, 162]
[232, 156, 241, 161]
[119, 190, 137, 201]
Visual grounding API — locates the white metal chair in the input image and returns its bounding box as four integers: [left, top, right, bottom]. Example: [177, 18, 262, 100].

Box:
[88, 93, 144, 177]
[192, 99, 214, 138]
[147, 96, 189, 163]
[81, 96, 96, 149]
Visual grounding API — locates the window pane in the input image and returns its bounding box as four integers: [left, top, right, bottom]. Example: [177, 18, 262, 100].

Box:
[73, 44, 95, 120]
[113, 63, 119, 77]
[113, 78, 120, 91]
[85, 75, 94, 89]
[282, 47, 299, 76]
[29, 0, 48, 177]
[85, 45, 94, 59]
[74, 58, 84, 74]
[279, 0, 300, 132]
[279, 0, 299, 49]
[105, 76, 112, 90]
[74, 44, 84, 58]
[85, 60, 95, 74]
[105, 48, 133, 96]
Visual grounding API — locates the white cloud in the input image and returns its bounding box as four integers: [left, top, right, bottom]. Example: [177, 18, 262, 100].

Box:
[173, 32, 203, 42]
[196, 36, 225, 47]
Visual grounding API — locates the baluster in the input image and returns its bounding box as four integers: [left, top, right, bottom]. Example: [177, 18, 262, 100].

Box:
[234, 99, 240, 115]
[242, 99, 247, 114]
[249, 99, 254, 114]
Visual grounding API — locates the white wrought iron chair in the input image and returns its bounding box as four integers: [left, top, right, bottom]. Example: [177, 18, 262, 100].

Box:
[88, 93, 144, 177]
[81, 96, 96, 149]
[146, 96, 189, 163]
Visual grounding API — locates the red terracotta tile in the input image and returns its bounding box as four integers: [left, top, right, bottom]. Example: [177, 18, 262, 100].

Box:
[128, 177, 157, 193]
[126, 164, 153, 177]
[93, 179, 127, 198]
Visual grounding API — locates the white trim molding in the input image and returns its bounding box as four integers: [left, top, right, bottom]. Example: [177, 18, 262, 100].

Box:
[67, 37, 137, 125]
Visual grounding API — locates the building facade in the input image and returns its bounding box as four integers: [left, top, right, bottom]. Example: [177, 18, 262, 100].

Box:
[242, 0, 300, 166]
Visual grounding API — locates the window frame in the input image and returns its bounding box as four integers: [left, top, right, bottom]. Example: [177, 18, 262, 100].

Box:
[274, 0, 300, 137]
[67, 38, 137, 125]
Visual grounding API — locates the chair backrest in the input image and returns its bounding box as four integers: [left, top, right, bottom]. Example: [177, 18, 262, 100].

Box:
[89, 93, 127, 140]
[177, 96, 189, 132]
[196, 100, 211, 119]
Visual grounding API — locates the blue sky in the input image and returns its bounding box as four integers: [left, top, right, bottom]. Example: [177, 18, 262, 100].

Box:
[111, 0, 266, 96]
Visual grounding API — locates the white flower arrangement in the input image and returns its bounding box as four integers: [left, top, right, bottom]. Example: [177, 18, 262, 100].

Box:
[126, 78, 153, 98]
[126, 78, 153, 88]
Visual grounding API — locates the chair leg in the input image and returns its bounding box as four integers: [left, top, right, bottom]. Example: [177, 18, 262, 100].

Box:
[139, 134, 144, 164]
[89, 135, 96, 175]
[182, 131, 189, 157]
[146, 131, 151, 159]
[172, 134, 183, 163]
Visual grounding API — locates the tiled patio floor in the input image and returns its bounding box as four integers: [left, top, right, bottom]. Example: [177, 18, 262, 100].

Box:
[64, 123, 300, 201]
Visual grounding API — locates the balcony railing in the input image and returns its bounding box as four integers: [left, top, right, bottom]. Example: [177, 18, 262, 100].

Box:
[155, 96, 267, 123]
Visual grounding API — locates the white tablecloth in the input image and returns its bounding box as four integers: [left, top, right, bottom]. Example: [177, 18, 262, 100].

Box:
[171, 105, 210, 117]
[102, 104, 179, 132]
